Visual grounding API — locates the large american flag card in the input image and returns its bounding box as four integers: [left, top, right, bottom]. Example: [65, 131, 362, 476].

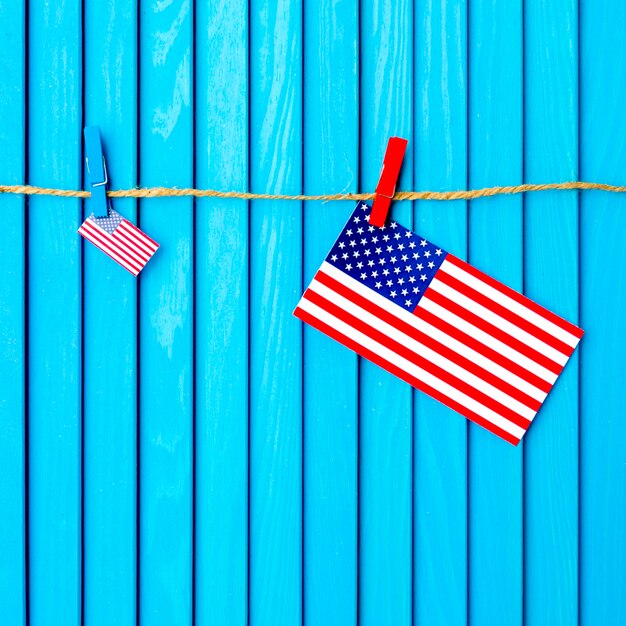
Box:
[294, 203, 583, 445]
[78, 208, 159, 275]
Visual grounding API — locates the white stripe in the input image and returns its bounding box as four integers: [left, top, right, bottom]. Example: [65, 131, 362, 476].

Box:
[441, 259, 580, 347]
[79, 225, 139, 275]
[85, 221, 143, 272]
[428, 278, 569, 366]
[307, 279, 537, 420]
[112, 227, 152, 262]
[118, 221, 159, 253]
[418, 296, 559, 385]
[298, 296, 526, 440]
[319, 262, 554, 391]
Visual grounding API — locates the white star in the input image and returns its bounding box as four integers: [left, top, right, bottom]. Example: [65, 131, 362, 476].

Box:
[413, 287, 420, 294]
[397, 243, 405, 251]
[390, 256, 397, 264]
[360, 272, 367, 280]
[405, 265, 412, 272]
[409, 276, 416, 283]
[424, 250, 431, 258]
[390, 290, 397, 298]
[405, 300, 412, 307]
[357, 227, 364, 235]
[346, 229, 353, 236]
[371, 236, 379, 243]
[413, 252, 420, 259]
[367, 260, 375, 267]
[394, 233, 401, 240]
[331, 254, 338, 261]
[420, 239, 428, 247]
[349, 240, 357, 247]
[342, 253, 349, 260]
[420, 274, 427, 281]
[360, 238, 368, 245]
[382, 268, 390, 276]
[390, 222, 398, 229]
[371, 270, 378, 278]
[338, 241, 345, 249]
[368, 225, 375, 232]
[346, 263, 353, 271]
[387, 280, 394, 287]
[379, 258, 386, 266]
[405, 231, 412, 238]
[428, 261, 435, 269]
[375, 247, 382, 255]
[397, 277, 405, 285]
[402, 254, 408, 262]
[435, 248, 442, 256]
[361, 203, 368, 211]
[364, 249, 371, 256]
[353, 250, 360, 258]
[375, 282, 382, 289]
[417, 263, 424, 270]
[353, 216, 361, 224]
[394, 267, 401, 274]
[356, 261, 363, 269]
[387, 245, 394, 253]
[401, 288, 408, 296]
[409, 241, 416, 249]
[383, 234, 390, 242]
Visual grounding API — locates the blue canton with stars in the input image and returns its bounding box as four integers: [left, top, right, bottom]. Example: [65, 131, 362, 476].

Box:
[325, 203, 448, 312]
[89, 208, 124, 234]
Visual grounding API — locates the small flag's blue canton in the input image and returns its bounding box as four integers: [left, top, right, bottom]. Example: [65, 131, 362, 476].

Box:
[89, 208, 124, 234]
[325, 203, 448, 312]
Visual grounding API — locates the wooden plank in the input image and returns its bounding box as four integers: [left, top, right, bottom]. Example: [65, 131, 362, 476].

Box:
[413, 0, 468, 622]
[468, 1, 523, 624]
[248, 0, 302, 623]
[83, 1, 137, 623]
[359, 1, 413, 624]
[302, 0, 358, 622]
[523, 0, 579, 623]
[194, 1, 248, 624]
[0, 1, 26, 623]
[27, 0, 82, 622]
[580, 1, 626, 623]
[139, 0, 193, 622]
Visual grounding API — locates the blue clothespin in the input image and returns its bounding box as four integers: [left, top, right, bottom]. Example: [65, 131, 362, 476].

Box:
[84, 126, 109, 218]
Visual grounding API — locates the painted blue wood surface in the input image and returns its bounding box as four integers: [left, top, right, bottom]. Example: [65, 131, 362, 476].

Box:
[468, 1, 523, 624]
[2, 0, 626, 624]
[249, 1, 302, 624]
[580, 1, 626, 624]
[0, 2, 26, 623]
[195, 1, 248, 624]
[523, 0, 579, 623]
[360, 2, 413, 624]
[303, 0, 358, 623]
[139, 0, 193, 623]
[413, 1, 468, 623]
[83, 1, 138, 623]
[28, 0, 82, 622]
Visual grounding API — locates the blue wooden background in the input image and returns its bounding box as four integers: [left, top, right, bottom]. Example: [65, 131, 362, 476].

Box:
[1, 0, 625, 624]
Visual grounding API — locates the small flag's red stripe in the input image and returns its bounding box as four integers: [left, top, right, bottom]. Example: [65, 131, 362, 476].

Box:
[120, 219, 159, 250]
[413, 305, 553, 394]
[294, 305, 521, 446]
[112, 227, 152, 262]
[80, 222, 143, 274]
[315, 270, 541, 411]
[303, 287, 533, 430]
[118, 221, 158, 256]
[79, 225, 140, 275]
[423, 288, 563, 376]
[435, 269, 574, 357]
[446, 254, 584, 339]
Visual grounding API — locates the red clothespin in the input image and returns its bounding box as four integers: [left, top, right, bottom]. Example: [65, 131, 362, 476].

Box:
[369, 136, 408, 227]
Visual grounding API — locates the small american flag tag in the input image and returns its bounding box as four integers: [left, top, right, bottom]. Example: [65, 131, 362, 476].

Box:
[294, 202, 583, 445]
[78, 208, 159, 275]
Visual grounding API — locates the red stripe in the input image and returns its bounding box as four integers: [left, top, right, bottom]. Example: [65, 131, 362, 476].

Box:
[446, 254, 584, 339]
[294, 305, 522, 445]
[80, 222, 142, 274]
[435, 269, 574, 356]
[120, 219, 159, 249]
[422, 288, 563, 376]
[413, 304, 553, 394]
[112, 227, 152, 262]
[79, 225, 139, 275]
[303, 287, 533, 430]
[118, 221, 157, 256]
[315, 271, 541, 411]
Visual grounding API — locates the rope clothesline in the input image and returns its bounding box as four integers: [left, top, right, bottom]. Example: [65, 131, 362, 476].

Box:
[1, 181, 626, 202]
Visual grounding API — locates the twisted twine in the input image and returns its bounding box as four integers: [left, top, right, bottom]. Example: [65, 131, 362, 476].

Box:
[2, 181, 626, 202]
